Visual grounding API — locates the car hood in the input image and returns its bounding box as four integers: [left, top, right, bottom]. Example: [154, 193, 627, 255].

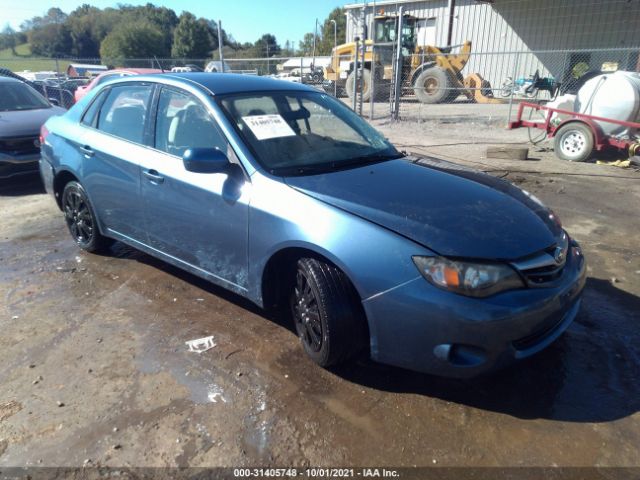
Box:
[0, 107, 65, 138]
[284, 156, 562, 260]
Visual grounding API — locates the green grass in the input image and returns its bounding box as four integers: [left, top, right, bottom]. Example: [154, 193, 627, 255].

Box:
[0, 44, 62, 73]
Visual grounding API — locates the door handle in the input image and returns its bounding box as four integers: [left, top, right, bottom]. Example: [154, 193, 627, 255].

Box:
[80, 145, 94, 157]
[143, 169, 165, 184]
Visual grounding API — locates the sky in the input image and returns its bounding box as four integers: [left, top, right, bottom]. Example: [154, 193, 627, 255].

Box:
[0, 0, 348, 45]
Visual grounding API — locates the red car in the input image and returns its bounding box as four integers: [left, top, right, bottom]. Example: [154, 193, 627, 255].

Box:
[73, 68, 163, 104]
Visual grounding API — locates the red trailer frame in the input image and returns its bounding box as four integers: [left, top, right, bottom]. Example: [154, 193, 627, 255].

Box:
[509, 102, 640, 153]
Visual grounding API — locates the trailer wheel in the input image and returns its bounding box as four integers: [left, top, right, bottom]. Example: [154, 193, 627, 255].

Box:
[413, 67, 452, 104]
[346, 68, 372, 102]
[554, 123, 595, 162]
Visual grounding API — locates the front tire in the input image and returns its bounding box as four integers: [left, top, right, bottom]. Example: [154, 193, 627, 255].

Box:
[62, 181, 113, 253]
[413, 67, 454, 104]
[290, 258, 366, 367]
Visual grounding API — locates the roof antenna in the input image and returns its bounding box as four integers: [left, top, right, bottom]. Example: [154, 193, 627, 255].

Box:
[154, 56, 164, 73]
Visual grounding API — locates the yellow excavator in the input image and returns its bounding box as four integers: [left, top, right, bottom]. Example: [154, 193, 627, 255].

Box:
[323, 14, 500, 104]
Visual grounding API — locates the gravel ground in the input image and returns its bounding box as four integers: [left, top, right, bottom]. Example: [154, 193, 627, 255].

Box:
[0, 115, 639, 471]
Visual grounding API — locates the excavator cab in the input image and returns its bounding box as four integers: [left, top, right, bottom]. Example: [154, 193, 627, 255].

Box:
[373, 15, 417, 54]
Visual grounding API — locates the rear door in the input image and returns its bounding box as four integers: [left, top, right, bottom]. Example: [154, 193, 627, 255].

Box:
[81, 83, 153, 242]
[139, 85, 250, 292]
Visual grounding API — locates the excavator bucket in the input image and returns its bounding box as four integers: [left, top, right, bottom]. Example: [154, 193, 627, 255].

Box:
[463, 73, 504, 104]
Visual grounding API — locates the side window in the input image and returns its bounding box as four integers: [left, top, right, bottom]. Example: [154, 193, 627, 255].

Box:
[81, 89, 108, 127]
[154, 88, 227, 157]
[97, 84, 152, 144]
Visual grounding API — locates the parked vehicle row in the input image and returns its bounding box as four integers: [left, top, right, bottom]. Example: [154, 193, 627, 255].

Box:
[0, 77, 66, 179]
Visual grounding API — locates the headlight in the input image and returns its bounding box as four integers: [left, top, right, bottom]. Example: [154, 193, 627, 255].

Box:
[412, 256, 524, 298]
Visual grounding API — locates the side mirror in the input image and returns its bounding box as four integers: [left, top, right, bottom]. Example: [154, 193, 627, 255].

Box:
[183, 148, 230, 174]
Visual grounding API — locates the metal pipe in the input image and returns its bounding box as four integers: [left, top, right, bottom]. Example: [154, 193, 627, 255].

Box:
[330, 19, 337, 97]
[447, 0, 456, 47]
[300, 56, 304, 84]
[353, 37, 359, 112]
[507, 52, 520, 128]
[392, 7, 404, 120]
[358, 33, 365, 116]
[370, 45, 375, 120]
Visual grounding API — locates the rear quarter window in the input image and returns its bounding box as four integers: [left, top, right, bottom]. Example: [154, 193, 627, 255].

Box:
[81, 90, 108, 127]
[96, 84, 152, 144]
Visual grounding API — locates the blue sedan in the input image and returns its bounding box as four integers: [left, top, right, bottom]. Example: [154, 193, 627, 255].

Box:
[40, 73, 586, 377]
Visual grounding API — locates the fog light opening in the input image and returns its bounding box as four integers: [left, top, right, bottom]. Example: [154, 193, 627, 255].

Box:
[433, 343, 486, 367]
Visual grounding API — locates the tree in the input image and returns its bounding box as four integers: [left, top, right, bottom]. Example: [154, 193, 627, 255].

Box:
[100, 22, 165, 63]
[298, 32, 319, 56]
[30, 23, 72, 57]
[254, 33, 280, 58]
[120, 4, 178, 56]
[26, 7, 71, 57]
[297, 8, 346, 56]
[67, 5, 102, 57]
[171, 12, 212, 59]
[318, 8, 346, 55]
[282, 40, 294, 57]
[0, 25, 17, 55]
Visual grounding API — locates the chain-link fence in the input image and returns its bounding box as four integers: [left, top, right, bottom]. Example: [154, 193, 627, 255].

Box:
[386, 46, 639, 126]
[1, 47, 638, 125]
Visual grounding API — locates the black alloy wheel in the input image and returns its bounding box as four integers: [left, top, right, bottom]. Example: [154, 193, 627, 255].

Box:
[292, 267, 324, 353]
[61, 181, 112, 253]
[290, 257, 367, 367]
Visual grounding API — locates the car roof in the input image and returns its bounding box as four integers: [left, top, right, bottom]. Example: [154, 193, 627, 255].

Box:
[152, 72, 314, 95]
[99, 68, 163, 76]
[0, 76, 22, 84]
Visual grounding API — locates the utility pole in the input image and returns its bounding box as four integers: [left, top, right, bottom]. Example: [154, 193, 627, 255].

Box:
[218, 20, 225, 72]
[266, 43, 270, 75]
[312, 18, 318, 73]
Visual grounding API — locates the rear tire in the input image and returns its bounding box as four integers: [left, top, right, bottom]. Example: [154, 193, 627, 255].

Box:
[554, 123, 595, 162]
[290, 257, 366, 367]
[346, 68, 372, 102]
[62, 181, 113, 253]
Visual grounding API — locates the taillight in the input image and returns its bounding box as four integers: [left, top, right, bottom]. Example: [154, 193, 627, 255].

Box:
[39, 125, 49, 146]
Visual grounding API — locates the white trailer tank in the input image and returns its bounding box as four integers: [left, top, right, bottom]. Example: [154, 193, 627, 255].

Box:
[575, 71, 640, 137]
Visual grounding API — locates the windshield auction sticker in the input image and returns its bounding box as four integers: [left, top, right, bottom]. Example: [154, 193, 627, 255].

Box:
[242, 114, 296, 140]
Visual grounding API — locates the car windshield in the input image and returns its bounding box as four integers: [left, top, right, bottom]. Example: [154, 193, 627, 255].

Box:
[0, 82, 51, 112]
[218, 91, 402, 175]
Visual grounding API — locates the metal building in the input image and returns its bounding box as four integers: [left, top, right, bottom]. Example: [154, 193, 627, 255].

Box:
[344, 0, 640, 91]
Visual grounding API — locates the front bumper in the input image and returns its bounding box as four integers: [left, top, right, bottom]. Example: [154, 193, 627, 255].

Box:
[39, 156, 55, 196]
[362, 241, 586, 378]
[0, 152, 40, 179]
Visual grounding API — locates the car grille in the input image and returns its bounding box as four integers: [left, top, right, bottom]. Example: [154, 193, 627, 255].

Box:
[0, 136, 40, 156]
[511, 232, 569, 287]
[521, 259, 565, 285]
